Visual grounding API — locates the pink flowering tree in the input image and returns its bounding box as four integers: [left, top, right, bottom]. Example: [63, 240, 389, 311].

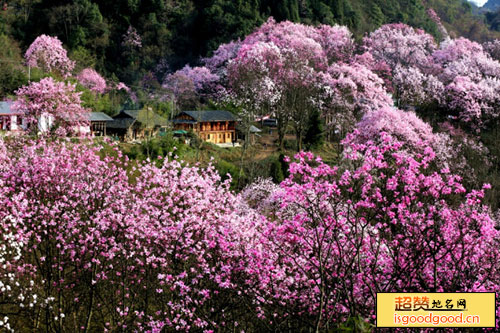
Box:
[348, 107, 493, 185]
[163, 65, 219, 110]
[318, 63, 394, 139]
[77, 68, 107, 94]
[429, 38, 500, 130]
[444, 75, 500, 128]
[227, 18, 338, 150]
[238, 132, 500, 330]
[483, 39, 500, 61]
[0, 138, 267, 331]
[14, 77, 89, 135]
[315, 24, 354, 64]
[203, 40, 242, 80]
[227, 41, 286, 148]
[351, 52, 393, 92]
[24, 35, 75, 76]
[392, 65, 444, 108]
[175, 65, 219, 93]
[352, 107, 440, 152]
[432, 38, 500, 84]
[363, 23, 437, 71]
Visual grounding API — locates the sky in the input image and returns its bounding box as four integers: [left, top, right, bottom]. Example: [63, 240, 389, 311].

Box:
[469, 0, 488, 6]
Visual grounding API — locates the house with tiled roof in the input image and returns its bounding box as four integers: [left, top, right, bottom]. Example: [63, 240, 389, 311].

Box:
[172, 110, 237, 144]
[89, 112, 113, 136]
[107, 109, 169, 141]
[0, 101, 26, 132]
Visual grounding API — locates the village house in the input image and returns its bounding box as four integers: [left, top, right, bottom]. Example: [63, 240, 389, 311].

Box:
[0, 101, 26, 132]
[107, 109, 169, 141]
[89, 112, 113, 136]
[172, 110, 237, 144]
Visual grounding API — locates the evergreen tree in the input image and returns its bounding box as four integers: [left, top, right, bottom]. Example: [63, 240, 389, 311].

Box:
[304, 108, 324, 150]
[369, 3, 385, 28]
[270, 156, 285, 183]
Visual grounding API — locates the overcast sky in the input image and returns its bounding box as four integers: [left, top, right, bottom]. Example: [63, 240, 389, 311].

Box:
[469, 0, 488, 6]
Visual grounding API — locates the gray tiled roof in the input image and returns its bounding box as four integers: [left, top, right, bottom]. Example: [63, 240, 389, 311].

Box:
[107, 118, 135, 129]
[109, 109, 168, 128]
[0, 101, 21, 115]
[179, 110, 236, 122]
[90, 112, 113, 122]
[249, 125, 262, 133]
[122, 110, 139, 119]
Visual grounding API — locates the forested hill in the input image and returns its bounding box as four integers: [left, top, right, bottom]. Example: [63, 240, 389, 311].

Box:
[0, 0, 498, 88]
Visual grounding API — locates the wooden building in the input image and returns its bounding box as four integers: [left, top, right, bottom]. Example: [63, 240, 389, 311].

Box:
[89, 112, 113, 136]
[107, 109, 168, 141]
[172, 110, 237, 144]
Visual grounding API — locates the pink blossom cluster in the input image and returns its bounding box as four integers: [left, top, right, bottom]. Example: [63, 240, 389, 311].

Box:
[162, 65, 220, 108]
[77, 68, 107, 94]
[203, 40, 242, 76]
[24, 35, 75, 76]
[174, 65, 219, 92]
[364, 21, 500, 129]
[116, 81, 131, 93]
[237, 132, 499, 329]
[393, 65, 444, 107]
[483, 39, 500, 61]
[1, 130, 498, 330]
[13, 77, 89, 134]
[0, 138, 266, 331]
[223, 18, 368, 148]
[363, 23, 437, 70]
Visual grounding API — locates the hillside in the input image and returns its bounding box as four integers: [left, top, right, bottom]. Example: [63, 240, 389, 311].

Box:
[0, 0, 499, 95]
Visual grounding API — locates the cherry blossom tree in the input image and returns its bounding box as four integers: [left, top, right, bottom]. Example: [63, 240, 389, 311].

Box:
[227, 40, 286, 149]
[0, 138, 266, 331]
[318, 62, 394, 139]
[315, 24, 354, 64]
[483, 39, 500, 61]
[203, 40, 242, 80]
[163, 65, 219, 110]
[24, 35, 75, 76]
[363, 23, 436, 71]
[349, 107, 492, 184]
[14, 77, 89, 135]
[239, 132, 500, 330]
[227, 18, 334, 150]
[392, 65, 444, 108]
[77, 68, 107, 94]
[351, 52, 393, 92]
[432, 38, 500, 84]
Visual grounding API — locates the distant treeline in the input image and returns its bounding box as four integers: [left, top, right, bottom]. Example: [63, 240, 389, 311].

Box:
[0, 0, 498, 89]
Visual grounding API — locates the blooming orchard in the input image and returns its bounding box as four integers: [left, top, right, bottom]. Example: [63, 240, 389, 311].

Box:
[24, 35, 75, 76]
[3, 11, 500, 332]
[1, 130, 498, 331]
